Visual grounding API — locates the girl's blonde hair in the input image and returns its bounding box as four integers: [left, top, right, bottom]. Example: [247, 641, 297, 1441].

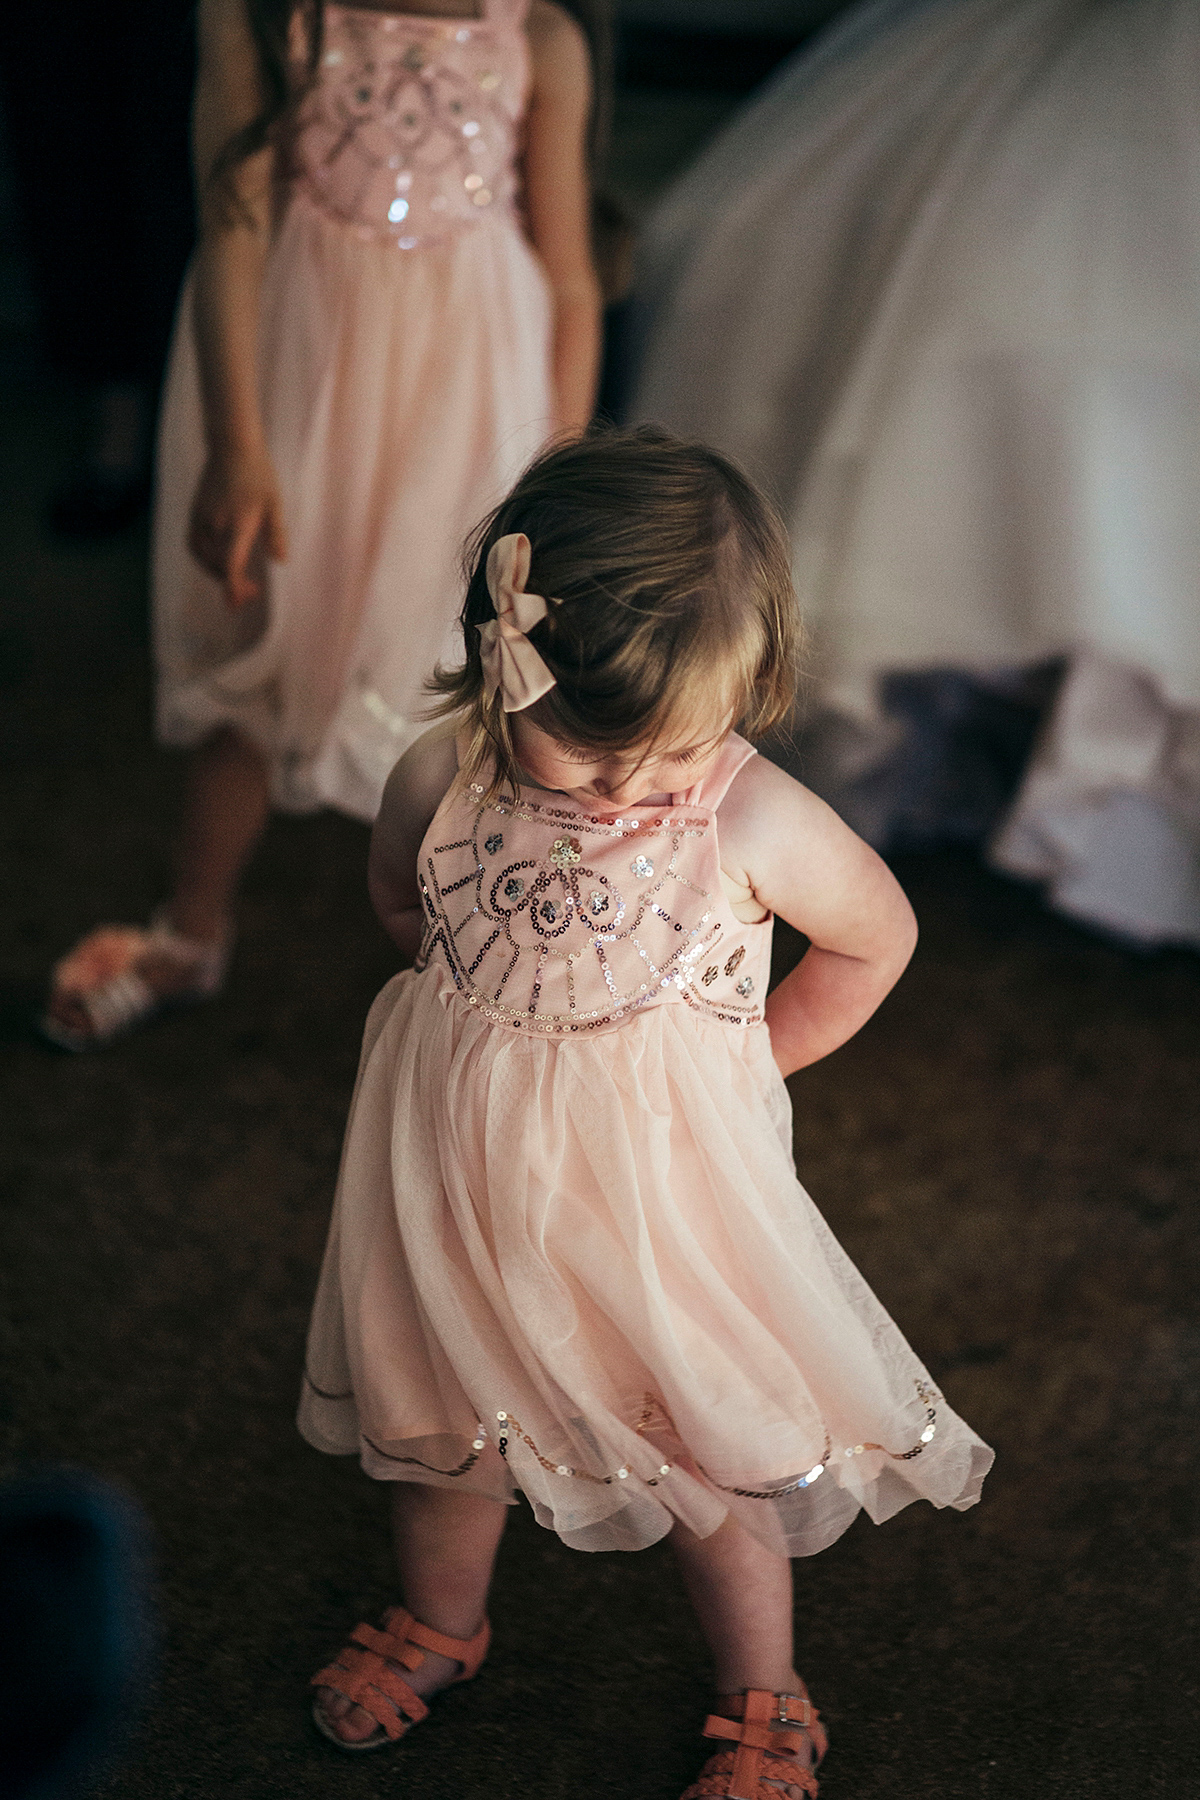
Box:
[428, 426, 803, 798]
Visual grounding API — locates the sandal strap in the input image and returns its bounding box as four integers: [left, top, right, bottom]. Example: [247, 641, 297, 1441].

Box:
[709, 1687, 828, 1763]
[350, 1619, 425, 1671]
[390, 1608, 491, 1681]
[311, 1646, 428, 1742]
[146, 908, 230, 994]
[311, 1607, 490, 1743]
[84, 968, 156, 1038]
[48, 915, 230, 1048]
[686, 1689, 826, 1800]
[704, 1717, 812, 1759]
[681, 1748, 820, 1800]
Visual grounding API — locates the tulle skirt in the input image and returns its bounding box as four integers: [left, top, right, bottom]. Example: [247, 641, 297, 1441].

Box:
[153, 195, 554, 821]
[299, 964, 992, 1556]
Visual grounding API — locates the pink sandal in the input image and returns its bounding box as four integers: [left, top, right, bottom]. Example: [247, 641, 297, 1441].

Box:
[310, 1605, 490, 1753]
[681, 1687, 829, 1800]
[40, 910, 229, 1050]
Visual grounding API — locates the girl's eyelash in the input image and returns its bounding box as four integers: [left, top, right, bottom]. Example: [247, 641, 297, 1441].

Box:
[552, 744, 707, 766]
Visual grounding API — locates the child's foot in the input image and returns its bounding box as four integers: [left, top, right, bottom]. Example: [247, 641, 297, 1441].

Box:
[41, 912, 229, 1050]
[310, 1607, 490, 1752]
[314, 1639, 459, 1745]
[682, 1688, 827, 1800]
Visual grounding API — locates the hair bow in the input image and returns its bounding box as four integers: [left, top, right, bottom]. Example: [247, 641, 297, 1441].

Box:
[478, 533, 558, 713]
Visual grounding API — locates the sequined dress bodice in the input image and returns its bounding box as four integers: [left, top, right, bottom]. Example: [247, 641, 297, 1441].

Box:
[415, 738, 773, 1037]
[292, 1, 528, 247]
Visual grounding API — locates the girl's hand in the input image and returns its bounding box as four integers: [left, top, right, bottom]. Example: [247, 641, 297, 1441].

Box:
[187, 448, 287, 609]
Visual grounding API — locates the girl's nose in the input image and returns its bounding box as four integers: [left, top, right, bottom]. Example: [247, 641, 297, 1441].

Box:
[593, 769, 641, 802]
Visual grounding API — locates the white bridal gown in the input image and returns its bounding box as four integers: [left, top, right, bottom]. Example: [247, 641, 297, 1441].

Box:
[631, 0, 1200, 948]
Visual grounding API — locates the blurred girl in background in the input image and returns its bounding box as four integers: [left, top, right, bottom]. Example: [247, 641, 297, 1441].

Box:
[44, 0, 605, 1048]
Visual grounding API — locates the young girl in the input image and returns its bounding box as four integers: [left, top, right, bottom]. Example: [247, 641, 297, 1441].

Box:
[43, 0, 603, 1048]
[299, 428, 993, 1795]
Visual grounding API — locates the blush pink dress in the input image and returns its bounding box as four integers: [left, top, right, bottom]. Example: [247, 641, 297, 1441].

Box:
[153, 0, 554, 821]
[298, 737, 993, 1556]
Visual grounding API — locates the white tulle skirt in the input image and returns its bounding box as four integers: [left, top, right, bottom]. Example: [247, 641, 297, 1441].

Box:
[631, 0, 1200, 946]
[299, 964, 992, 1557]
[153, 195, 553, 821]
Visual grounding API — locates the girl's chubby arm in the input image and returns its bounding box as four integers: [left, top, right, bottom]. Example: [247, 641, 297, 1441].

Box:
[523, 2, 604, 434]
[367, 724, 461, 963]
[719, 756, 919, 1080]
[189, 0, 286, 609]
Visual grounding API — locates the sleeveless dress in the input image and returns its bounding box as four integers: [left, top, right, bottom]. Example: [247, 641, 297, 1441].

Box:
[630, 0, 1200, 949]
[298, 737, 992, 1556]
[153, 0, 554, 821]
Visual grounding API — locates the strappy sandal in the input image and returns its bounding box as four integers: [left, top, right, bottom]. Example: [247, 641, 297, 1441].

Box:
[681, 1687, 829, 1800]
[40, 909, 230, 1051]
[310, 1605, 490, 1753]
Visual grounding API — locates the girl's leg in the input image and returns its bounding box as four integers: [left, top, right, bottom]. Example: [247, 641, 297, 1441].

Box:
[47, 725, 270, 1039]
[670, 1514, 799, 1695]
[166, 725, 272, 945]
[317, 1484, 508, 1746]
[671, 1515, 819, 1796]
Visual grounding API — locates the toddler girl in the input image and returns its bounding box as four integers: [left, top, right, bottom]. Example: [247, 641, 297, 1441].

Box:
[43, 0, 602, 1047]
[299, 428, 993, 1795]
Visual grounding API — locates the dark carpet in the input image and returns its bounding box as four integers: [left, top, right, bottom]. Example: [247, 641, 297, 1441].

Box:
[3, 361, 1199, 1800]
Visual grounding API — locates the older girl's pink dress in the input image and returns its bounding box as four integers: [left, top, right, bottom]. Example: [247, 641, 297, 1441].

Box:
[298, 738, 992, 1556]
[153, 0, 553, 820]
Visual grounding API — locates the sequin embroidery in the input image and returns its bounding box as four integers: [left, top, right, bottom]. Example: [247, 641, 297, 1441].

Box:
[414, 765, 767, 1036]
[293, 4, 526, 247]
[550, 836, 582, 868]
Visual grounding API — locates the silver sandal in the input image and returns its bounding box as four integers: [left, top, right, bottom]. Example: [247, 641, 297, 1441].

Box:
[41, 908, 230, 1050]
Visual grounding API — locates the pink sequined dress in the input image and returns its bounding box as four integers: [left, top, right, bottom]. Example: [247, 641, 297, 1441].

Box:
[298, 738, 993, 1555]
[153, 0, 554, 820]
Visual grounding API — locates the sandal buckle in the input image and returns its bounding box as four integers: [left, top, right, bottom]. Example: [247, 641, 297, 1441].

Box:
[778, 1694, 811, 1728]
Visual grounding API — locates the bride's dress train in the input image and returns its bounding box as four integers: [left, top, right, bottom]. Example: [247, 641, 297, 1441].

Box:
[630, 0, 1200, 947]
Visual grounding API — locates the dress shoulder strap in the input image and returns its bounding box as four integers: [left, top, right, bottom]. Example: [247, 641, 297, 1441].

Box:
[677, 733, 757, 811]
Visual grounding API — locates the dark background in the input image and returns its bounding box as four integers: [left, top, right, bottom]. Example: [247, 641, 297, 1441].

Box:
[2, 5, 1198, 1795]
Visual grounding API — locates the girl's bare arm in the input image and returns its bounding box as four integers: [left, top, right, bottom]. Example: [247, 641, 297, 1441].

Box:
[523, 2, 603, 434]
[368, 728, 460, 961]
[189, 0, 286, 607]
[719, 757, 919, 1079]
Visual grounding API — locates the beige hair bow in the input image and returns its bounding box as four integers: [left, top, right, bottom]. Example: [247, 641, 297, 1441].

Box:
[478, 533, 558, 713]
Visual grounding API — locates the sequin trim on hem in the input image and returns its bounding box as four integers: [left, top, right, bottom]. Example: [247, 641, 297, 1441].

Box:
[312, 1381, 946, 1494]
[362, 1430, 488, 1480]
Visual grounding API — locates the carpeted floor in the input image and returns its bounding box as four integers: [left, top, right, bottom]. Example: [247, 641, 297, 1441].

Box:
[3, 94, 1199, 1800]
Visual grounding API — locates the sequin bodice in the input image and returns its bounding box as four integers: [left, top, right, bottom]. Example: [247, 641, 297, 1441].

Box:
[415, 739, 773, 1037]
[292, 2, 528, 247]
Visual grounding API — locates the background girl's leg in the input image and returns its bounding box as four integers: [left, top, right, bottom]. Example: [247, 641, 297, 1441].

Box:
[45, 724, 272, 1041]
[167, 726, 272, 946]
[317, 1484, 508, 1745]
